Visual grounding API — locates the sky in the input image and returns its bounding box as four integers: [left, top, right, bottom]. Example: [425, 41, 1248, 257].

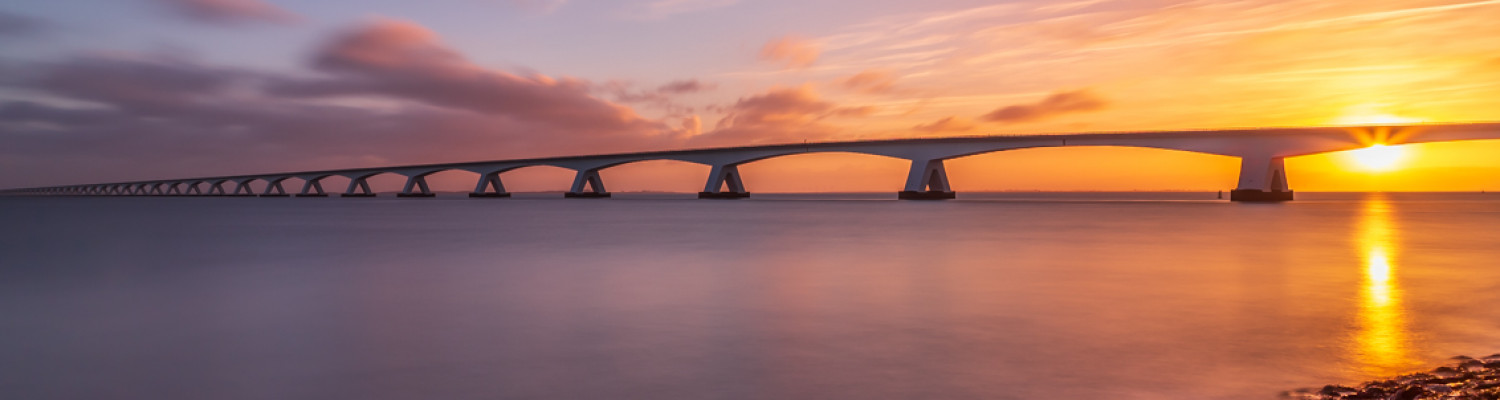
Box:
[2, 0, 1500, 192]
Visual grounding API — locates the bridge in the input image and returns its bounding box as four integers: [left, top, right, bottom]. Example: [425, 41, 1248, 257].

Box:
[5, 122, 1500, 202]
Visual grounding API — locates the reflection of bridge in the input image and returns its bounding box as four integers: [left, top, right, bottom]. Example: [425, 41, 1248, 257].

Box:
[7, 123, 1500, 201]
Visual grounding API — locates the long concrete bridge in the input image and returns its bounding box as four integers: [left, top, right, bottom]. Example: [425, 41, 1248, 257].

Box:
[6, 122, 1500, 201]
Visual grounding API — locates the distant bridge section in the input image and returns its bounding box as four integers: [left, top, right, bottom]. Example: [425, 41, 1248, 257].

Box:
[7, 122, 1500, 201]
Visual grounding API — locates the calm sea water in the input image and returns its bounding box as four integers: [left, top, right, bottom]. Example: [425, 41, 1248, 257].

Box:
[3, 192, 1499, 399]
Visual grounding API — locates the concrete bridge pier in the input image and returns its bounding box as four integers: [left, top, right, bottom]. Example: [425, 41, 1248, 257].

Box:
[296, 178, 329, 197]
[260, 178, 291, 197]
[565, 169, 610, 198]
[342, 176, 376, 197]
[208, 181, 228, 196]
[165, 182, 184, 196]
[149, 183, 166, 196]
[470, 171, 511, 198]
[899, 159, 956, 200]
[185, 182, 203, 195]
[1230, 156, 1293, 202]
[230, 180, 257, 197]
[699, 164, 749, 199]
[397, 175, 435, 198]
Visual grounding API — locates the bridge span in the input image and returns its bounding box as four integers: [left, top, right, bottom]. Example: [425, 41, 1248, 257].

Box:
[6, 122, 1500, 201]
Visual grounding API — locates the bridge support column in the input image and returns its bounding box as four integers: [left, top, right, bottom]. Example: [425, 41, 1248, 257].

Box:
[342, 176, 377, 197]
[230, 181, 257, 197]
[1231, 156, 1293, 202]
[699, 164, 749, 199]
[208, 181, 228, 196]
[148, 183, 166, 196]
[166, 183, 183, 196]
[296, 178, 328, 197]
[185, 183, 203, 195]
[565, 169, 610, 198]
[470, 172, 510, 198]
[899, 159, 956, 200]
[261, 179, 291, 197]
[397, 175, 435, 198]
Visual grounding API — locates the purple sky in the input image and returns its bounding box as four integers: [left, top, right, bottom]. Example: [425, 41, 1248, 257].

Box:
[3, 0, 1500, 192]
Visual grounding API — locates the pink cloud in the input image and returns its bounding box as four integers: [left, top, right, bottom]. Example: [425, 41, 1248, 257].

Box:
[692, 85, 851, 145]
[0, 19, 704, 187]
[151, 0, 299, 24]
[838, 69, 897, 94]
[980, 89, 1108, 123]
[759, 36, 819, 69]
[276, 19, 659, 133]
[913, 116, 976, 133]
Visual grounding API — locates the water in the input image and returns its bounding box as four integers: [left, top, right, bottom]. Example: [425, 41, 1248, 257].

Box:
[2, 193, 1499, 399]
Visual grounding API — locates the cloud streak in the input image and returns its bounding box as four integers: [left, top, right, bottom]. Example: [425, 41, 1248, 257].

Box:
[980, 89, 1108, 123]
[759, 36, 820, 69]
[150, 0, 300, 25]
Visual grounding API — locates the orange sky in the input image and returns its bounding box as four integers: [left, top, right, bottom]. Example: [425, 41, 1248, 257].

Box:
[356, 0, 1500, 193]
[4, 0, 1500, 192]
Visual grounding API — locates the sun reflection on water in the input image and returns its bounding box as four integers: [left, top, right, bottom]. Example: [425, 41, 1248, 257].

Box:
[1352, 195, 1415, 375]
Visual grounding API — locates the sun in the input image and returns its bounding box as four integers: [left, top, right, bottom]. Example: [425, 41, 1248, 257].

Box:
[1346, 144, 1405, 171]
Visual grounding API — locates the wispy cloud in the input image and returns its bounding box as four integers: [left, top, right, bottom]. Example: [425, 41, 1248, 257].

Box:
[759, 36, 820, 69]
[0, 11, 47, 37]
[980, 89, 1108, 123]
[149, 0, 300, 25]
[622, 0, 739, 20]
[503, 0, 568, 15]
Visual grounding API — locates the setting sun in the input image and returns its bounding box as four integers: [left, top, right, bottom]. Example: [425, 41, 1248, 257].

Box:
[1346, 144, 1405, 171]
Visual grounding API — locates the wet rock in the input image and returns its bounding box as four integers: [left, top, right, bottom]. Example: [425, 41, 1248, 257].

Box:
[1386, 386, 1423, 400]
[1316, 384, 1360, 397]
[1288, 352, 1500, 399]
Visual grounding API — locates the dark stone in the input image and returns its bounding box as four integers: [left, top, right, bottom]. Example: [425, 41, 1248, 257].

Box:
[698, 191, 750, 199]
[897, 190, 957, 200]
[1389, 386, 1425, 400]
[1229, 189, 1294, 202]
[1319, 385, 1358, 396]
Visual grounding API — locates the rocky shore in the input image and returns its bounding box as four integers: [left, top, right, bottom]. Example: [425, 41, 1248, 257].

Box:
[1285, 354, 1500, 400]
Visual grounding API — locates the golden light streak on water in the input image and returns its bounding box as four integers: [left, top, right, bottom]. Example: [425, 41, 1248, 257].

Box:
[1352, 195, 1416, 376]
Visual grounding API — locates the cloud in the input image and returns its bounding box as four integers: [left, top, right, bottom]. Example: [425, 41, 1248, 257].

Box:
[912, 116, 976, 133]
[980, 89, 1108, 123]
[601, 79, 712, 115]
[150, 0, 299, 25]
[656, 79, 711, 94]
[837, 69, 897, 94]
[0, 11, 47, 37]
[691, 85, 846, 145]
[272, 19, 658, 133]
[0, 19, 702, 187]
[25, 53, 250, 113]
[759, 36, 820, 69]
[624, 0, 739, 20]
[504, 0, 568, 14]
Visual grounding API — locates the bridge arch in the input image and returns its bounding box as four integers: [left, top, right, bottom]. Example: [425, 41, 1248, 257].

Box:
[729, 151, 914, 194]
[943, 145, 1241, 192]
